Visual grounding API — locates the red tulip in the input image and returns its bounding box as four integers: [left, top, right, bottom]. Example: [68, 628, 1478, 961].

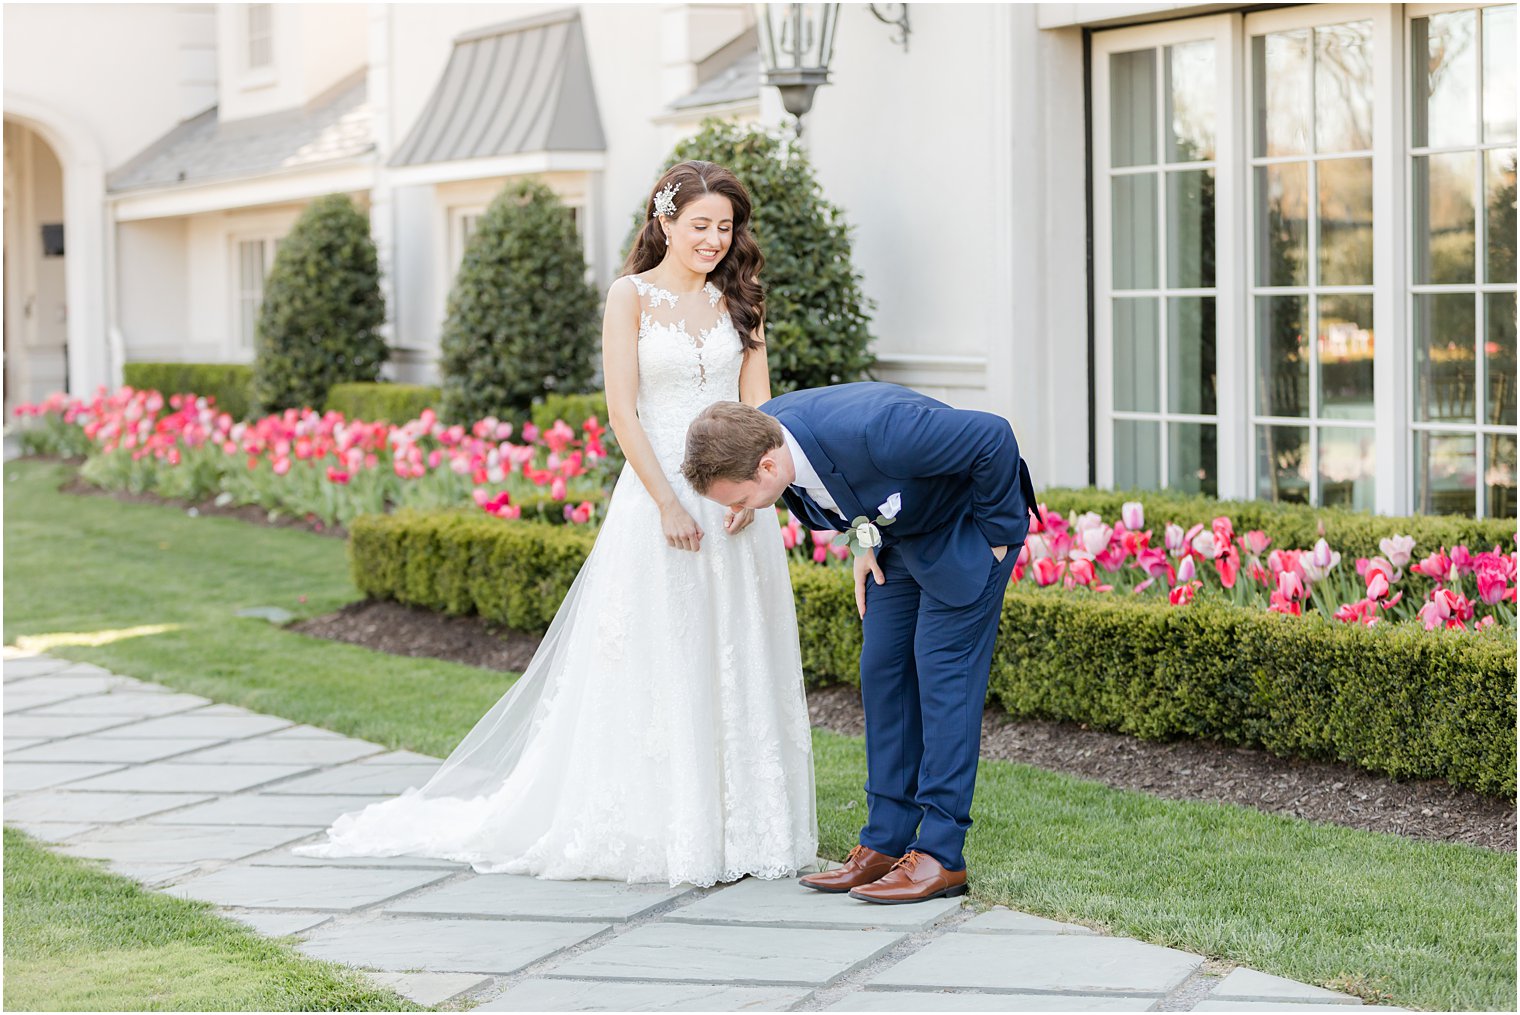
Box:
[1169, 580, 1201, 606]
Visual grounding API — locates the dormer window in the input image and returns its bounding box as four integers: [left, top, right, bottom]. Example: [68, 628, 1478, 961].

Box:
[246, 4, 272, 71]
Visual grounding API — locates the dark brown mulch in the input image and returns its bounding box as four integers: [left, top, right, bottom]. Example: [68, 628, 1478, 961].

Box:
[58, 474, 348, 539]
[43, 460, 1516, 852]
[288, 599, 542, 672]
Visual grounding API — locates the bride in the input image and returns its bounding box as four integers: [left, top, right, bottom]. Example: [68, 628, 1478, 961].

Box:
[295, 161, 818, 886]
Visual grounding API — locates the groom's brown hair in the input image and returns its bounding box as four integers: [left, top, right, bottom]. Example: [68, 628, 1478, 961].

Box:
[682, 402, 784, 494]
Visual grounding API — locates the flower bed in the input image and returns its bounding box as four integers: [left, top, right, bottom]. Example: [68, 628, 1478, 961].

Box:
[349, 509, 1517, 795]
[13, 385, 614, 529]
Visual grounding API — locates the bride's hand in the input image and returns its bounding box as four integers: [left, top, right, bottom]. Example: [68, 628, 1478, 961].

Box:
[661, 501, 704, 552]
[724, 507, 755, 535]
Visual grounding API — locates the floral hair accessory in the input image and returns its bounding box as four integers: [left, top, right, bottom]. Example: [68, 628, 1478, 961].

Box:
[652, 180, 681, 219]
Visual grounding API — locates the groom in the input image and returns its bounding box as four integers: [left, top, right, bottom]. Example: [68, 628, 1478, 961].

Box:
[683, 381, 1038, 904]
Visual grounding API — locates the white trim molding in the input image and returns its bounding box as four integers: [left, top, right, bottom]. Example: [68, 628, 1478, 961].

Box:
[110, 163, 377, 221]
[386, 151, 607, 189]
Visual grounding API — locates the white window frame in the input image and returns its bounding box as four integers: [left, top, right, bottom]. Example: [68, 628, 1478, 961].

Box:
[1405, 1, 1518, 519]
[1092, 4, 1516, 515]
[241, 3, 276, 90]
[231, 234, 279, 352]
[1241, 4, 1398, 512]
[449, 206, 487, 270]
[1091, 14, 1246, 497]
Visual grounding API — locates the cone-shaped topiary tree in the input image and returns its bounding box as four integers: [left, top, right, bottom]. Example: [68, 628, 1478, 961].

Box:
[638, 120, 875, 393]
[251, 194, 388, 414]
[438, 179, 600, 424]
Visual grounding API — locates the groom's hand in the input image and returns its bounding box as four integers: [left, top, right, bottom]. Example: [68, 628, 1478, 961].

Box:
[854, 547, 885, 618]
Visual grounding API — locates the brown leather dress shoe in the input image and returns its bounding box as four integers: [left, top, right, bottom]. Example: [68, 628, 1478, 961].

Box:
[799, 844, 901, 893]
[848, 850, 967, 904]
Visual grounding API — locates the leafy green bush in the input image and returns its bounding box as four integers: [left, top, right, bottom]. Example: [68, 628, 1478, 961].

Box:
[349, 512, 1517, 795]
[439, 180, 599, 424]
[531, 390, 608, 432]
[349, 509, 596, 632]
[1040, 487, 1516, 560]
[251, 195, 388, 414]
[325, 383, 441, 424]
[122, 363, 255, 422]
[644, 120, 875, 392]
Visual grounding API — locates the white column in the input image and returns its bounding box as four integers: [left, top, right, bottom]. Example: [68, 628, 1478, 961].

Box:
[367, 2, 398, 373]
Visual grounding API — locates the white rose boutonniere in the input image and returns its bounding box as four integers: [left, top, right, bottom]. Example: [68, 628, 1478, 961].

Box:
[833, 493, 902, 558]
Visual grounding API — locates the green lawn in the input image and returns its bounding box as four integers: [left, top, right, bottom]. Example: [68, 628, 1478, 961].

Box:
[3, 828, 420, 1012]
[6, 457, 1517, 1012]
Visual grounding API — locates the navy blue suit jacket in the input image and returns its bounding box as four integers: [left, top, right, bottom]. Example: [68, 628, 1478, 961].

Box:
[762, 382, 1037, 608]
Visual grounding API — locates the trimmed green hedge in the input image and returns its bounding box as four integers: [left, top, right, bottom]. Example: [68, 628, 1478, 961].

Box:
[350, 509, 595, 632]
[121, 363, 254, 422]
[325, 383, 441, 424]
[531, 391, 608, 432]
[349, 511, 1516, 796]
[1040, 487, 1516, 560]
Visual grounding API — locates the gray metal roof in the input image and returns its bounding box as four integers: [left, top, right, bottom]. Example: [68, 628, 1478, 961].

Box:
[669, 27, 760, 111]
[108, 72, 372, 193]
[390, 8, 605, 168]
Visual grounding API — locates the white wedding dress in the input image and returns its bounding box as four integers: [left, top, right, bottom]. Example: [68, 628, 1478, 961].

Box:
[295, 275, 818, 886]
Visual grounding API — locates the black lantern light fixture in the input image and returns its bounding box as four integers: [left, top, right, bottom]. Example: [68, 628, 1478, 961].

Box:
[756, 3, 840, 134]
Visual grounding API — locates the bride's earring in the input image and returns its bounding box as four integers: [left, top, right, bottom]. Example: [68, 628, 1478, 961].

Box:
[664, 233, 670, 246]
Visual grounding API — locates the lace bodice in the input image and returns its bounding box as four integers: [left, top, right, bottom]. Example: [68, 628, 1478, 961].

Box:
[627, 274, 744, 469]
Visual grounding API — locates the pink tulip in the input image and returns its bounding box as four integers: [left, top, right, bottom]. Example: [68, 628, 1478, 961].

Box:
[272, 457, 291, 476]
[1476, 568, 1509, 606]
[1165, 524, 1186, 556]
[1033, 558, 1062, 587]
[472, 488, 490, 507]
[1379, 534, 1416, 569]
[1412, 549, 1453, 582]
[812, 544, 828, 564]
[1189, 530, 1217, 560]
[1365, 570, 1390, 601]
[1176, 555, 1197, 583]
[1277, 570, 1306, 602]
[550, 476, 568, 501]
[1300, 540, 1341, 583]
[521, 422, 540, 444]
[325, 467, 350, 485]
[830, 543, 850, 562]
[1451, 545, 1474, 576]
[1476, 615, 1496, 631]
[1211, 516, 1235, 555]
[1242, 530, 1271, 556]
[1080, 524, 1113, 557]
[1067, 557, 1097, 586]
[1121, 501, 1144, 531]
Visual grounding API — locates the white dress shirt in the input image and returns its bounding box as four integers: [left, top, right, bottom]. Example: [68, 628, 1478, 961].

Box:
[780, 425, 841, 516]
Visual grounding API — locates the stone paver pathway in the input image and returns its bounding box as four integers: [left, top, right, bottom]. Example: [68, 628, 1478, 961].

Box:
[3, 651, 1408, 1012]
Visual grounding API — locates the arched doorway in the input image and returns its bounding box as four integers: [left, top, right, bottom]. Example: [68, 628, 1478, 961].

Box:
[2, 96, 109, 422]
[4, 119, 71, 415]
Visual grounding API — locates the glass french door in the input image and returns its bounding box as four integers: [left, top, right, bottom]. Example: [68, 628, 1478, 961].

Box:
[1093, 15, 1241, 497]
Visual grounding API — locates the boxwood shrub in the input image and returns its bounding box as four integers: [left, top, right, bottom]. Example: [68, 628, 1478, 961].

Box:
[325, 382, 441, 424]
[121, 363, 255, 422]
[349, 511, 1516, 796]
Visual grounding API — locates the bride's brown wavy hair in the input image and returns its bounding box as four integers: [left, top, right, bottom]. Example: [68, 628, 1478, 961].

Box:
[622, 160, 766, 351]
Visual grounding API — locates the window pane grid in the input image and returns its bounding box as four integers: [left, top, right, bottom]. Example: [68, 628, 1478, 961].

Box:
[1409, 5, 1517, 517]
[1250, 17, 1376, 509]
[1106, 42, 1220, 495]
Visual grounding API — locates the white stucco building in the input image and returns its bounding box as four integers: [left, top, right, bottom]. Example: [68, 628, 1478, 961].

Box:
[4, 2, 1516, 518]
